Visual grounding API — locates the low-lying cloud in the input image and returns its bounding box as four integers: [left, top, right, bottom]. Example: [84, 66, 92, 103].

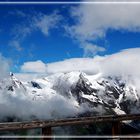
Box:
[20, 47, 140, 78]
[21, 60, 47, 73]
[0, 91, 82, 120]
[48, 48, 140, 77]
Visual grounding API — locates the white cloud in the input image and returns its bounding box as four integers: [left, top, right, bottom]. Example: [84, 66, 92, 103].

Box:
[20, 48, 140, 78]
[9, 40, 23, 51]
[10, 16, 32, 52]
[45, 48, 140, 78]
[12, 25, 31, 41]
[15, 73, 44, 82]
[46, 57, 100, 74]
[11, 12, 61, 40]
[83, 43, 105, 56]
[0, 91, 81, 120]
[100, 48, 140, 78]
[10, 11, 62, 51]
[67, 3, 140, 55]
[0, 54, 10, 79]
[21, 60, 47, 73]
[34, 12, 62, 36]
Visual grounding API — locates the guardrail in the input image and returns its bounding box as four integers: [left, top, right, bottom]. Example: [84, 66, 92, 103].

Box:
[0, 114, 140, 140]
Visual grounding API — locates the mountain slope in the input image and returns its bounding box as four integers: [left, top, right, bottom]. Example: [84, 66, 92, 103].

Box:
[0, 71, 139, 120]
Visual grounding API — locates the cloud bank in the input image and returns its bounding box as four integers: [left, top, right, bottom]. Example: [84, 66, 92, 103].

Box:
[0, 90, 81, 120]
[47, 48, 140, 78]
[21, 60, 47, 73]
[19, 48, 140, 78]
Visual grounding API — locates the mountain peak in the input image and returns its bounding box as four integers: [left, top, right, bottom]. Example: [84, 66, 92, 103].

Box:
[10, 72, 14, 77]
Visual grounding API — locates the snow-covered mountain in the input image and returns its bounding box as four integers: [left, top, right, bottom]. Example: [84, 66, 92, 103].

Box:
[0, 71, 139, 121]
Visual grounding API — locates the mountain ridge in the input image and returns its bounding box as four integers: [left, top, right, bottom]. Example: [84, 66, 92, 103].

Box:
[0, 71, 139, 121]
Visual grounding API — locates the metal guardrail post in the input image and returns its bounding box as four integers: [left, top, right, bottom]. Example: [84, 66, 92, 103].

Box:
[42, 127, 52, 140]
[112, 121, 121, 136]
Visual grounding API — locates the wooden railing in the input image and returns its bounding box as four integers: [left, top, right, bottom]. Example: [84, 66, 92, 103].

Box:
[0, 114, 140, 139]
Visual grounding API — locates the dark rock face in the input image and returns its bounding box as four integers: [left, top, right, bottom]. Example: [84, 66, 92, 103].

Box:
[31, 81, 42, 89]
[71, 73, 140, 115]
[71, 73, 95, 104]
[7, 86, 14, 91]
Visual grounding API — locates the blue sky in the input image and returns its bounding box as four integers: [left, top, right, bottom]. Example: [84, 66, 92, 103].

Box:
[0, 2, 140, 73]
